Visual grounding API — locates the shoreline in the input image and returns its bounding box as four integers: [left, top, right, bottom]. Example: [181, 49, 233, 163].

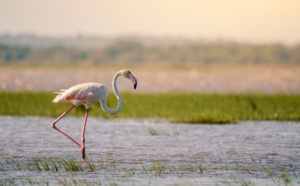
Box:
[1, 64, 300, 94]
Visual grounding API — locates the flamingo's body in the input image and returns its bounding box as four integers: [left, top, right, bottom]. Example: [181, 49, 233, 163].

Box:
[53, 83, 108, 109]
[51, 70, 137, 161]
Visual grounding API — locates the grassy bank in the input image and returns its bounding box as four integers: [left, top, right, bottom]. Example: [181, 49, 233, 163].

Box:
[0, 92, 300, 123]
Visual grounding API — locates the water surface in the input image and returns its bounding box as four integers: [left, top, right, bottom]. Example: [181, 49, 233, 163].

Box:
[1, 116, 299, 185]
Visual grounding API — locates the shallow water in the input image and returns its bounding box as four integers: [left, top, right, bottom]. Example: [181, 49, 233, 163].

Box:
[0, 116, 299, 185]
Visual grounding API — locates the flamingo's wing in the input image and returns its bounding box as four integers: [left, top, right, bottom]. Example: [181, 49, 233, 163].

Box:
[52, 83, 101, 103]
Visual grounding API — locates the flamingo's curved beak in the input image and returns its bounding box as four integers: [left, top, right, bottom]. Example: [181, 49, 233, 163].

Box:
[129, 73, 137, 89]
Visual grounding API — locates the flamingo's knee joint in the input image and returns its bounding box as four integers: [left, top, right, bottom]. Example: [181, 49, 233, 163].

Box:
[51, 123, 56, 128]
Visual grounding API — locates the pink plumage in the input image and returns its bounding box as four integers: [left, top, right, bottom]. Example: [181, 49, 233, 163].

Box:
[53, 83, 103, 103]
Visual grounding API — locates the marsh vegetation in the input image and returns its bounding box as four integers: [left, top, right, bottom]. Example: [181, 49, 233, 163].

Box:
[0, 92, 299, 123]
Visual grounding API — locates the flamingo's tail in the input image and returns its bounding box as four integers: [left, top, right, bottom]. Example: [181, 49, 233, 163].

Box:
[52, 89, 67, 103]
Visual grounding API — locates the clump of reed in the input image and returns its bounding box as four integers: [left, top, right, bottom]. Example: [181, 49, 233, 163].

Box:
[0, 155, 297, 185]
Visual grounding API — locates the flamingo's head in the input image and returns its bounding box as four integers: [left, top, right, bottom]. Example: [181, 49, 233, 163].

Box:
[120, 70, 138, 89]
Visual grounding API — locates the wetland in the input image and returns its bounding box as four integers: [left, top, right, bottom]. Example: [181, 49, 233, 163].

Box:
[1, 116, 299, 185]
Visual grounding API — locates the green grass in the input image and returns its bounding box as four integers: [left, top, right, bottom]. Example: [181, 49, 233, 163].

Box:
[0, 92, 300, 123]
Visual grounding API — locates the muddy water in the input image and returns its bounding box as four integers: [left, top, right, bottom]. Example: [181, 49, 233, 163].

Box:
[0, 116, 299, 185]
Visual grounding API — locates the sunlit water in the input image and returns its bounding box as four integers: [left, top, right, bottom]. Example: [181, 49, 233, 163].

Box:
[0, 116, 299, 185]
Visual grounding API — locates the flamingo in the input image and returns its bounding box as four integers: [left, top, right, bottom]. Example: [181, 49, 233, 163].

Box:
[51, 70, 137, 161]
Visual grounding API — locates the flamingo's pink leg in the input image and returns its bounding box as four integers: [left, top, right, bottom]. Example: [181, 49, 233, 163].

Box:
[81, 108, 89, 161]
[51, 105, 81, 147]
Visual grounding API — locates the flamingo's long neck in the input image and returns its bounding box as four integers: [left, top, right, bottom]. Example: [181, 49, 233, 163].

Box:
[100, 72, 122, 115]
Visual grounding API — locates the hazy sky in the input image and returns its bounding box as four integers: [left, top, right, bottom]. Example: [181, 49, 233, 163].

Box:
[1, 0, 300, 45]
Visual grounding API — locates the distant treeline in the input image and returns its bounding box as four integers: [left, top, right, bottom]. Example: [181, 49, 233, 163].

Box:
[1, 41, 300, 65]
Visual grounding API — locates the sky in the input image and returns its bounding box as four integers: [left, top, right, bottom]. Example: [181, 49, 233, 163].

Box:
[1, 0, 300, 45]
